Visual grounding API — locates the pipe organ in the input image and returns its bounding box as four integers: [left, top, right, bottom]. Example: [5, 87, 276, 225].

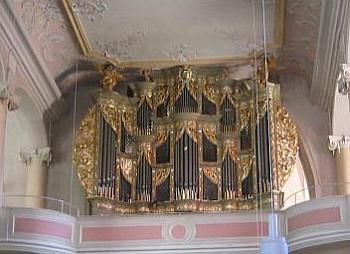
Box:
[74, 65, 298, 214]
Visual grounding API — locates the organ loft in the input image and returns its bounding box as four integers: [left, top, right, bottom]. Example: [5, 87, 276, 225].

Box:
[74, 61, 298, 214]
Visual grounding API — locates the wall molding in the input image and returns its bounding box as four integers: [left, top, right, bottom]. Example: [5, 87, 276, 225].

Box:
[0, 0, 65, 121]
[2, 195, 350, 253]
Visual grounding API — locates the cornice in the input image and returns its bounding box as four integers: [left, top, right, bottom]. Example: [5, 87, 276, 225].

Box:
[0, 0, 65, 121]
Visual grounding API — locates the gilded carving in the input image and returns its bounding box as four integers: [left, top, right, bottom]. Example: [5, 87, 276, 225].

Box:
[187, 79, 199, 100]
[122, 110, 135, 134]
[203, 167, 220, 184]
[99, 64, 123, 91]
[156, 130, 169, 146]
[154, 84, 169, 108]
[238, 154, 253, 180]
[239, 106, 251, 131]
[275, 105, 298, 189]
[119, 157, 134, 184]
[155, 168, 171, 186]
[203, 82, 217, 104]
[73, 105, 98, 196]
[222, 141, 238, 161]
[203, 125, 217, 144]
[99, 103, 120, 133]
[73, 65, 297, 214]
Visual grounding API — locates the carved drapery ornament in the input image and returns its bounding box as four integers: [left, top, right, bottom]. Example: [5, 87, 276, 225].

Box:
[187, 79, 199, 100]
[203, 82, 217, 104]
[99, 103, 120, 133]
[203, 125, 217, 144]
[203, 167, 220, 184]
[156, 130, 169, 146]
[258, 100, 268, 119]
[122, 110, 135, 134]
[173, 80, 185, 103]
[239, 106, 251, 131]
[138, 145, 155, 165]
[119, 157, 134, 184]
[153, 84, 169, 108]
[222, 141, 238, 162]
[238, 154, 253, 180]
[155, 168, 171, 186]
[174, 121, 199, 143]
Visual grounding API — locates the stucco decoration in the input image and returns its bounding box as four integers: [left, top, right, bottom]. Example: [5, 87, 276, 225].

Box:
[72, 0, 107, 21]
[278, 0, 322, 81]
[63, 0, 283, 66]
[96, 30, 146, 60]
[11, 0, 79, 77]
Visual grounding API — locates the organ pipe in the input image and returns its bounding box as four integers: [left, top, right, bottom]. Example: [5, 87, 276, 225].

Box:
[74, 65, 297, 213]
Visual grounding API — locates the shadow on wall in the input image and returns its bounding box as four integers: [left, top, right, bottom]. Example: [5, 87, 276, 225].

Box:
[280, 74, 336, 197]
[48, 82, 97, 215]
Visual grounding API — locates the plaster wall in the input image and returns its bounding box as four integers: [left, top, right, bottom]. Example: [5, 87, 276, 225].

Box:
[3, 87, 47, 206]
[280, 74, 336, 196]
[48, 83, 96, 215]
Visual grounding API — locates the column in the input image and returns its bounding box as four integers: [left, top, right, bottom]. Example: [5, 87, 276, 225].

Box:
[20, 147, 51, 208]
[0, 50, 17, 206]
[329, 136, 350, 194]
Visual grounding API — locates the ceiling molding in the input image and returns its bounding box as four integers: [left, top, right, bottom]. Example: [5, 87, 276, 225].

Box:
[61, 0, 285, 68]
[0, 0, 65, 121]
[311, 0, 350, 111]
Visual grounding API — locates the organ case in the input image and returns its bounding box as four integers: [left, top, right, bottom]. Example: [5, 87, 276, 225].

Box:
[74, 65, 298, 214]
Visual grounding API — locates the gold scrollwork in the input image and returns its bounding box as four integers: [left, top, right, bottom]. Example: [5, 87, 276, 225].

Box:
[187, 79, 199, 100]
[156, 130, 169, 146]
[203, 167, 220, 184]
[174, 121, 199, 143]
[239, 106, 251, 131]
[99, 64, 123, 91]
[258, 100, 267, 119]
[138, 143, 155, 165]
[238, 154, 253, 180]
[73, 105, 98, 196]
[275, 105, 298, 189]
[122, 110, 135, 134]
[203, 125, 217, 144]
[203, 82, 217, 104]
[222, 141, 238, 162]
[119, 157, 135, 184]
[173, 80, 185, 103]
[154, 84, 169, 108]
[99, 103, 120, 133]
[155, 168, 171, 186]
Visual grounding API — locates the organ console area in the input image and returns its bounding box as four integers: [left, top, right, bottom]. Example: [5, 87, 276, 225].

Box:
[74, 64, 298, 214]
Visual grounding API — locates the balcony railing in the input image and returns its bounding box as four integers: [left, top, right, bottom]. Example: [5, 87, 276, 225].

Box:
[1, 194, 80, 217]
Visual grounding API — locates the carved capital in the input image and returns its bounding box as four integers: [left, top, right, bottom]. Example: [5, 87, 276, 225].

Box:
[19, 147, 52, 167]
[0, 83, 9, 100]
[7, 95, 19, 111]
[329, 135, 350, 152]
[338, 64, 350, 94]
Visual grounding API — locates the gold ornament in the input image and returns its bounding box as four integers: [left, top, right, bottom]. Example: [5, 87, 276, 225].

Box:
[99, 64, 123, 91]
[275, 105, 298, 189]
[73, 106, 98, 196]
